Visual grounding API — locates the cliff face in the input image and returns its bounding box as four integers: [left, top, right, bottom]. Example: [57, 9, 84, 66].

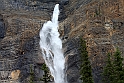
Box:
[0, 0, 124, 83]
[61, 0, 124, 83]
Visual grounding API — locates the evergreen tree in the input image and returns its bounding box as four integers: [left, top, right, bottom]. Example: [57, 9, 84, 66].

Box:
[79, 38, 94, 83]
[102, 53, 114, 83]
[41, 63, 51, 83]
[112, 48, 124, 83]
[29, 65, 35, 83]
[102, 48, 124, 83]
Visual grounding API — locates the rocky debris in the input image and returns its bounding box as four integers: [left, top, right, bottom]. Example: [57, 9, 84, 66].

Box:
[10, 70, 20, 80]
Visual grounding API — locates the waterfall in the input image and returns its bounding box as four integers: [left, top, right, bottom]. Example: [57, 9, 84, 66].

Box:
[39, 4, 66, 83]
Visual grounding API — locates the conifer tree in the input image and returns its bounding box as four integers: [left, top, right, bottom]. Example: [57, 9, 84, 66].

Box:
[112, 48, 124, 83]
[29, 65, 35, 83]
[79, 38, 94, 83]
[102, 48, 124, 83]
[41, 63, 51, 83]
[102, 53, 114, 83]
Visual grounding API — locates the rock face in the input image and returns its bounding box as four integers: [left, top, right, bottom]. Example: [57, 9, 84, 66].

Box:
[60, 0, 124, 83]
[10, 70, 20, 80]
[0, 0, 124, 83]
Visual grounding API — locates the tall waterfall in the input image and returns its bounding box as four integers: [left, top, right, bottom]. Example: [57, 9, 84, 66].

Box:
[39, 4, 66, 83]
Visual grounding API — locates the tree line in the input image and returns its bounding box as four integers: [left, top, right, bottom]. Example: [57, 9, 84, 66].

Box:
[29, 38, 124, 83]
[102, 48, 124, 83]
[79, 38, 124, 83]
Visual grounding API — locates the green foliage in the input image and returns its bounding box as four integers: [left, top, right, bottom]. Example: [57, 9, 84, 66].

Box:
[95, 9, 100, 16]
[40, 63, 51, 83]
[29, 65, 35, 83]
[95, 6, 101, 16]
[112, 48, 124, 83]
[102, 53, 114, 83]
[102, 48, 124, 83]
[79, 38, 94, 83]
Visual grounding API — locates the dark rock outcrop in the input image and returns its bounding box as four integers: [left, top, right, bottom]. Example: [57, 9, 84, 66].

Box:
[0, 0, 124, 83]
[0, 15, 5, 40]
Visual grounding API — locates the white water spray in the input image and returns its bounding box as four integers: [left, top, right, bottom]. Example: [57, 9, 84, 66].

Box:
[39, 4, 66, 83]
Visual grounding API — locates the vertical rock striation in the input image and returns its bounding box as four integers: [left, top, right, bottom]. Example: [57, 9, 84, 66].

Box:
[0, 0, 124, 83]
[59, 0, 124, 83]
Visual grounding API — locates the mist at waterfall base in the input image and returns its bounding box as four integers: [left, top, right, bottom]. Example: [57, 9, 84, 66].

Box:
[39, 4, 67, 83]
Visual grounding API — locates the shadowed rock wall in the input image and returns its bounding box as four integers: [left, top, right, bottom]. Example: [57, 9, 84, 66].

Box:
[0, 15, 5, 40]
[0, 12, 46, 83]
[0, 0, 124, 83]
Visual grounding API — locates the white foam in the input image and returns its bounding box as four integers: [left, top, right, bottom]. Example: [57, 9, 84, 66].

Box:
[39, 4, 67, 83]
